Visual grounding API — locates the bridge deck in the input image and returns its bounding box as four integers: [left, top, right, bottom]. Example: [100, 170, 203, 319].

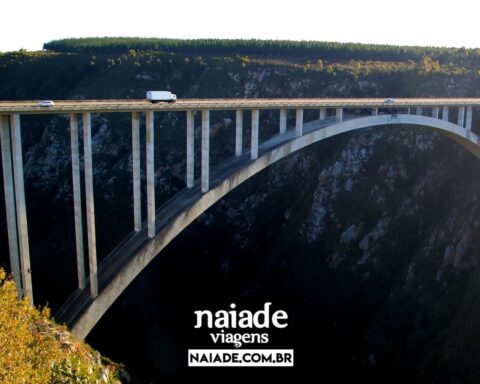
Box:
[1, 98, 480, 114]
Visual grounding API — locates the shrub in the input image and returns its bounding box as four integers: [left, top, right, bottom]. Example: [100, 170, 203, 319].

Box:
[0, 268, 121, 383]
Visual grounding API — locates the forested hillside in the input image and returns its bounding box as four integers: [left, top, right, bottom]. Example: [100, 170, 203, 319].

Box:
[1, 38, 479, 102]
[43, 37, 480, 64]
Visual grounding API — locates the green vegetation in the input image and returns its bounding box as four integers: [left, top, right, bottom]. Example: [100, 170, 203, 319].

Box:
[13, 37, 469, 87]
[0, 268, 122, 384]
[43, 37, 480, 64]
[0, 43, 477, 105]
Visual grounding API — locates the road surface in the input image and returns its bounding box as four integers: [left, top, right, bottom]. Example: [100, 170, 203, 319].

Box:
[0, 98, 479, 114]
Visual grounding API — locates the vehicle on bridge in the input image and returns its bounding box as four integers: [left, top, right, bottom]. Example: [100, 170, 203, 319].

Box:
[384, 98, 395, 105]
[146, 91, 177, 104]
[38, 100, 55, 107]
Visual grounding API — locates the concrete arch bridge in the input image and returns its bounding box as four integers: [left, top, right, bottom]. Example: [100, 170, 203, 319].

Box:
[0, 98, 479, 339]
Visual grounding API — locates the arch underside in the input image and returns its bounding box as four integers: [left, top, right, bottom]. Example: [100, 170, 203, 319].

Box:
[57, 113, 480, 339]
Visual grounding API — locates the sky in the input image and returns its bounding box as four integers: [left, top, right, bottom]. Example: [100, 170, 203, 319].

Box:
[1, 0, 479, 52]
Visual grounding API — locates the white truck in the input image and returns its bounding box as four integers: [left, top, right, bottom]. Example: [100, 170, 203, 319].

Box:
[146, 91, 177, 103]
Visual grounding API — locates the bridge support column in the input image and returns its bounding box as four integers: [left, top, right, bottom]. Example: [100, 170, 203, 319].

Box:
[280, 109, 287, 134]
[235, 109, 243, 156]
[466, 106, 473, 130]
[407, 107, 411, 114]
[70, 114, 85, 289]
[132, 112, 142, 230]
[295, 109, 303, 136]
[432, 107, 439, 119]
[146, 111, 155, 238]
[457, 107, 465, 127]
[336, 108, 343, 123]
[186, 110, 195, 187]
[319, 108, 327, 121]
[10, 114, 33, 301]
[442, 106, 449, 121]
[251, 109, 259, 159]
[201, 110, 210, 192]
[372, 108, 378, 116]
[82, 113, 98, 298]
[416, 107, 423, 116]
[0, 115, 21, 294]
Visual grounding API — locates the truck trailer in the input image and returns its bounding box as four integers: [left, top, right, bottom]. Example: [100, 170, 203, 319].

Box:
[146, 91, 177, 103]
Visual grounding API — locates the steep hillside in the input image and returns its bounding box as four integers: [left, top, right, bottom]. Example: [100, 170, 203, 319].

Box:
[0, 268, 125, 383]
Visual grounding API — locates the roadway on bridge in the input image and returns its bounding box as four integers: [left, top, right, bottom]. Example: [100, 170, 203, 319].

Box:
[1, 98, 480, 114]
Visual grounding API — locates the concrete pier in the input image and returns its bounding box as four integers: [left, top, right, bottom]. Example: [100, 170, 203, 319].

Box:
[235, 109, 243, 156]
[372, 108, 378, 116]
[319, 108, 327, 120]
[336, 108, 343, 123]
[442, 106, 449, 121]
[202, 110, 210, 192]
[132, 112, 141, 230]
[295, 109, 303, 136]
[186, 110, 194, 187]
[0, 115, 21, 293]
[432, 107, 439, 119]
[466, 106, 473, 130]
[10, 114, 33, 301]
[70, 114, 85, 289]
[82, 113, 98, 298]
[457, 107, 465, 127]
[251, 109, 259, 159]
[146, 111, 155, 239]
[416, 107, 423, 115]
[280, 109, 287, 134]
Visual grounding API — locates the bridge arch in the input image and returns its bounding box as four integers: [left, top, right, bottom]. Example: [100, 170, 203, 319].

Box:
[67, 113, 480, 339]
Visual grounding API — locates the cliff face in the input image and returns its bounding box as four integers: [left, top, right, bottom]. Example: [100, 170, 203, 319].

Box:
[2, 49, 480, 383]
